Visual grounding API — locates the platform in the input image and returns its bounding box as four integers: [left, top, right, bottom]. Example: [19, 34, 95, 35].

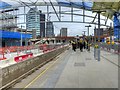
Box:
[11, 47, 118, 89]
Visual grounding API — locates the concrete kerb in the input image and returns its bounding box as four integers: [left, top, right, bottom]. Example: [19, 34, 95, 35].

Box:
[0, 45, 69, 90]
[0, 57, 16, 68]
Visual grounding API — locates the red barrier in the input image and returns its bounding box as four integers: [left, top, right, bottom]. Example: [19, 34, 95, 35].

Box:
[14, 53, 33, 63]
[42, 44, 48, 53]
[0, 48, 6, 60]
[0, 57, 7, 60]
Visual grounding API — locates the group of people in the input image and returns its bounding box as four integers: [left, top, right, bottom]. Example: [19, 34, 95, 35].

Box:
[71, 38, 91, 52]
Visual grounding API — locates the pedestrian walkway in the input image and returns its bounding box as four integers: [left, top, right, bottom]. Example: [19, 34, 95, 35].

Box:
[11, 47, 118, 89]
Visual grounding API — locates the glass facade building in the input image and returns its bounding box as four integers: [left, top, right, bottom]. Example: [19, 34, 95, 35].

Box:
[26, 8, 45, 37]
[60, 28, 67, 37]
[46, 21, 54, 37]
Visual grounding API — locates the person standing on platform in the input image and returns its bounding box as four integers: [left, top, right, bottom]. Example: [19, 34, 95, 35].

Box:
[83, 40, 86, 49]
[79, 38, 83, 52]
[71, 40, 76, 52]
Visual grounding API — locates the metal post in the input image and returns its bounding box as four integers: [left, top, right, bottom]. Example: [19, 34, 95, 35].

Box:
[24, 6, 26, 23]
[110, 23, 112, 44]
[97, 12, 101, 61]
[71, 7, 73, 22]
[59, 6, 61, 21]
[46, 5, 49, 37]
[21, 25, 22, 46]
[47, 5, 49, 21]
[109, 23, 112, 51]
[83, 9, 85, 22]
[94, 26, 96, 59]
[85, 25, 91, 51]
[88, 27, 89, 36]
[25, 29, 27, 53]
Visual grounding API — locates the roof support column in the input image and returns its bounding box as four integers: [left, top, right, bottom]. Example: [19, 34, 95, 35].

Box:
[92, 13, 97, 23]
[47, 5, 49, 21]
[49, 0, 60, 21]
[46, 5, 49, 37]
[105, 14, 109, 25]
[59, 5, 61, 21]
[97, 11, 101, 61]
[71, 7, 73, 22]
[83, 9, 85, 22]
[24, 6, 26, 23]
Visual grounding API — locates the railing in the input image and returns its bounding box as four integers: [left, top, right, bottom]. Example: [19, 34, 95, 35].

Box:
[100, 43, 120, 54]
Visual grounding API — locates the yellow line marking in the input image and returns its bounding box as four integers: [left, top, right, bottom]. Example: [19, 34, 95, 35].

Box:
[22, 59, 59, 90]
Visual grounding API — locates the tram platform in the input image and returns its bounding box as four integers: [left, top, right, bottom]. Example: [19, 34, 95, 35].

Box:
[10, 47, 118, 89]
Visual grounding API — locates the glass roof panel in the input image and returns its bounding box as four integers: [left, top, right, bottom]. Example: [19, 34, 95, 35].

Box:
[57, 0, 93, 10]
[0, 0, 120, 19]
[0, 1, 12, 9]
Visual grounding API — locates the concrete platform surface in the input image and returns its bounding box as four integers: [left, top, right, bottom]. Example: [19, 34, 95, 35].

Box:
[10, 47, 118, 89]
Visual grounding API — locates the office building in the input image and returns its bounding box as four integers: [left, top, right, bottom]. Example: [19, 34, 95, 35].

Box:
[26, 7, 45, 38]
[40, 14, 45, 37]
[46, 21, 54, 37]
[60, 28, 67, 37]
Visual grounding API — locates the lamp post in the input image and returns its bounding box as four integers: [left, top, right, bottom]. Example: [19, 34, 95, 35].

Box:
[93, 11, 106, 61]
[85, 25, 91, 36]
[82, 31, 86, 41]
[20, 25, 24, 46]
[85, 25, 91, 51]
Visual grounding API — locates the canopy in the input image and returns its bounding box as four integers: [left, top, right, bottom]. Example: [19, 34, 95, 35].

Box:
[0, 0, 120, 18]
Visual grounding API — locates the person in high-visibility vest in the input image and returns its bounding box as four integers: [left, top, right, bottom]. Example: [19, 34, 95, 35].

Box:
[79, 38, 84, 52]
[107, 41, 110, 45]
[111, 41, 115, 45]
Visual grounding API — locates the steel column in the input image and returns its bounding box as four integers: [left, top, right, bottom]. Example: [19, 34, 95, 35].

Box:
[97, 12, 101, 61]
[59, 5, 61, 21]
[71, 7, 73, 22]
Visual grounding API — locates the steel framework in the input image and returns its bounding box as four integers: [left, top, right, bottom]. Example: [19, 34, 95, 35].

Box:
[0, 0, 112, 29]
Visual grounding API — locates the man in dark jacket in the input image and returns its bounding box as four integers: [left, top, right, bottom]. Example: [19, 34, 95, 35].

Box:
[71, 40, 76, 52]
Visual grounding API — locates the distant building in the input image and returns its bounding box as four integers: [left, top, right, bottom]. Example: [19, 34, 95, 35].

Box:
[60, 28, 67, 37]
[40, 14, 45, 37]
[57, 34, 60, 37]
[26, 7, 45, 38]
[46, 21, 54, 37]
